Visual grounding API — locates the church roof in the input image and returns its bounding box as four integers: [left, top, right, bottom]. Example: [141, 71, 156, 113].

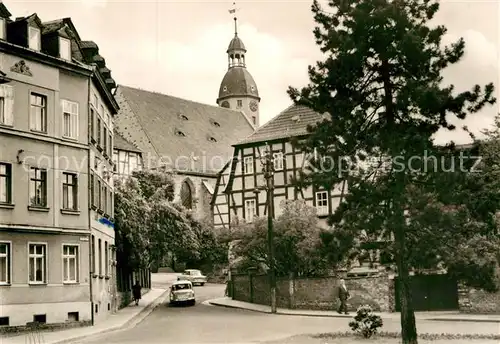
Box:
[218, 67, 259, 101]
[115, 85, 255, 173]
[113, 129, 142, 153]
[227, 36, 246, 52]
[236, 104, 327, 145]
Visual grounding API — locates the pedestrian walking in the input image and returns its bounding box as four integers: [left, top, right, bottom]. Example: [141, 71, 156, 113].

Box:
[337, 278, 350, 315]
[132, 281, 142, 306]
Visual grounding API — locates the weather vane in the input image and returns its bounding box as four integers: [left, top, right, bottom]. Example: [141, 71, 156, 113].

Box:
[228, 1, 240, 35]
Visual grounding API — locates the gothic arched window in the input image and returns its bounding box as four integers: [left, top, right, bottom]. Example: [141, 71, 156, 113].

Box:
[180, 180, 193, 209]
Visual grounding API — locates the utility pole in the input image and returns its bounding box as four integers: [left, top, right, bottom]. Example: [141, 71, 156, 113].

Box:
[258, 145, 277, 313]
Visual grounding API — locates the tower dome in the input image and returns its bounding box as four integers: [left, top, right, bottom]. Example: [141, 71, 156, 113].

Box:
[227, 36, 246, 52]
[218, 67, 259, 100]
[217, 13, 261, 127]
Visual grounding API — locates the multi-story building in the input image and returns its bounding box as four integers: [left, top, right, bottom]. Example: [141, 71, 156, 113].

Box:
[212, 104, 347, 230]
[80, 43, 119, 318]
[112, 130, 143, 178]
[0, 4, 118, 327]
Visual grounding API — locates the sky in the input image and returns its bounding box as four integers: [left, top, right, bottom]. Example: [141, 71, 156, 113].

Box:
[4, 0, 499, 144]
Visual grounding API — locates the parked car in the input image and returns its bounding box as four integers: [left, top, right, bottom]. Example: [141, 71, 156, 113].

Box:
[169, 280, 195, 306]
[177, 269, 207, 286]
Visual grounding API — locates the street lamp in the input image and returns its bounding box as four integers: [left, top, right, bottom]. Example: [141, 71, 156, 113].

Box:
[254, 144, 277, 313]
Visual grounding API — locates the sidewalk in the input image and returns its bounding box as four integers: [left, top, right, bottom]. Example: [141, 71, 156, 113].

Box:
[208, 297, 500, 323]
[1, 288, 169, 344]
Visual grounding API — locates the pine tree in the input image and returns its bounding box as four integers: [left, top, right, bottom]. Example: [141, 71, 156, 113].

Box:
[288, 1, 496, 343]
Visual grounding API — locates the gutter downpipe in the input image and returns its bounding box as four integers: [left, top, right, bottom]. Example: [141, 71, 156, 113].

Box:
[88, 74, 94, 326]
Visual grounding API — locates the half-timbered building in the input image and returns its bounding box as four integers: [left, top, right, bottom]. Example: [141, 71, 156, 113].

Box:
[212, 104, 347, 230]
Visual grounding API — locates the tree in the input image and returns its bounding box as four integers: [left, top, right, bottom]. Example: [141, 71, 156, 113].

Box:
[288, 1, 496, 343]
[114, 177, 151, 273]
[233, 200, 334, 277]
[115, 169, 228, 274]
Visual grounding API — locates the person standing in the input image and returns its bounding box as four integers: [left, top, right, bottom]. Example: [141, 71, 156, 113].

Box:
[337, 279, 350, 315]
[132, 281, 142, 306]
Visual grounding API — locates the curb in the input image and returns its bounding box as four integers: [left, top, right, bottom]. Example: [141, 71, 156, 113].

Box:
[53, 289, 169, 344]
[208, 301, 500, 323]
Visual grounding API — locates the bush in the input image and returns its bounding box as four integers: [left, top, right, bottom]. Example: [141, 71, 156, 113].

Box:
[348, 305, 383, 338]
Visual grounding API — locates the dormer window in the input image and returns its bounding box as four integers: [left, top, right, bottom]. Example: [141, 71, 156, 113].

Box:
[0, 19, 5, 40]
[28, 26, 41, 51]
[208, 136, 217, 142]
[59, 37, 71, 61]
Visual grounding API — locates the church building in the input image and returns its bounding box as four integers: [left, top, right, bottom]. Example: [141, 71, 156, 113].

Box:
[113, 14, 258, 222]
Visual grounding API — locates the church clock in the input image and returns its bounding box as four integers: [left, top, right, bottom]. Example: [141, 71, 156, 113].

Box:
[249, 101, 258, 112]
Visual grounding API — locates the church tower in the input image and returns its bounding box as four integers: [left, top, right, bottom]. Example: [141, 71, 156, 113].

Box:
[217, 10, 260, 127]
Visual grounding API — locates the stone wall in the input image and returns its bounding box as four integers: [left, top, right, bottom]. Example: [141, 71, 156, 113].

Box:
[458, 282, 500, 314]
[232, 273, 393, 312]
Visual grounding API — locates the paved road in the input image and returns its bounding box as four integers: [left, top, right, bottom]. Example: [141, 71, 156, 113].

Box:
[78, 283, 500, 344]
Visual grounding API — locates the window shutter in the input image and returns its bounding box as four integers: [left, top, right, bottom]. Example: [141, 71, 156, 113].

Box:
[72, 103, 79, 139]
[3, 85, 13, 126]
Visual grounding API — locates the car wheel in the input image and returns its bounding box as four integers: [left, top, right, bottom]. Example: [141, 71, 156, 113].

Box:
[200, 283, 205, 286]
[191, 299, 196, 306]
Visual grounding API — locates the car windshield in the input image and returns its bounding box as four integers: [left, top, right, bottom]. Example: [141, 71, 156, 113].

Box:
[172, 283, 191, 291]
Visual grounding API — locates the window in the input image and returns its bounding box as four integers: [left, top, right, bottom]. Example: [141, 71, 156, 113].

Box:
[0, 18, 5, 40]
[101, 184, 106, 213]
[59, 37, 71, 60]
[237, 100, 243, 108]
[129, 153, 138, 174]
[273, 152, 283, 170]
[0, 242, 10, 284]
[29, 168, 47, 207]
[91, 235, 95, 274]
[315, 191, 329, 216]
[29, 243, 47, 284]
[108, 134, 112, 156]
[92, 93, 98, 109]
[252, 116, 256, 125]
[109, 190, 113, 218]
[28, 26, 41, 51]
[62, 245, 78, 283]
[98, 239, 102, 276]
[30, 93, 47, 132]
[103, 186, 107, 214]
[62, 172, 78, 210]
[90, 109, 95, 140]
[104, 241, 108, 276]
[0, 163, 11, 204]
[118, 151, 128, 175]
[97, 180, 101, 209]
[103, 127, 107, 153]
[97, 118, 102, 145]
[0, 85, 13, 126]
[243, 157, 253, 174]
[62, 100, 79, 139]
[90, 173, 94, 206]
[245, 199, 256, 223]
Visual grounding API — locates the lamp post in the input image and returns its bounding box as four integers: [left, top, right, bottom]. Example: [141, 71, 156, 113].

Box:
[255, 144, 277, 313]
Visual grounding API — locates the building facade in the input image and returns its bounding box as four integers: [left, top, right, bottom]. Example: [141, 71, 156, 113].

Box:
[0, 4, 118, 327]
[112, 130, 143, 178]
[212, 105, 346, 230]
